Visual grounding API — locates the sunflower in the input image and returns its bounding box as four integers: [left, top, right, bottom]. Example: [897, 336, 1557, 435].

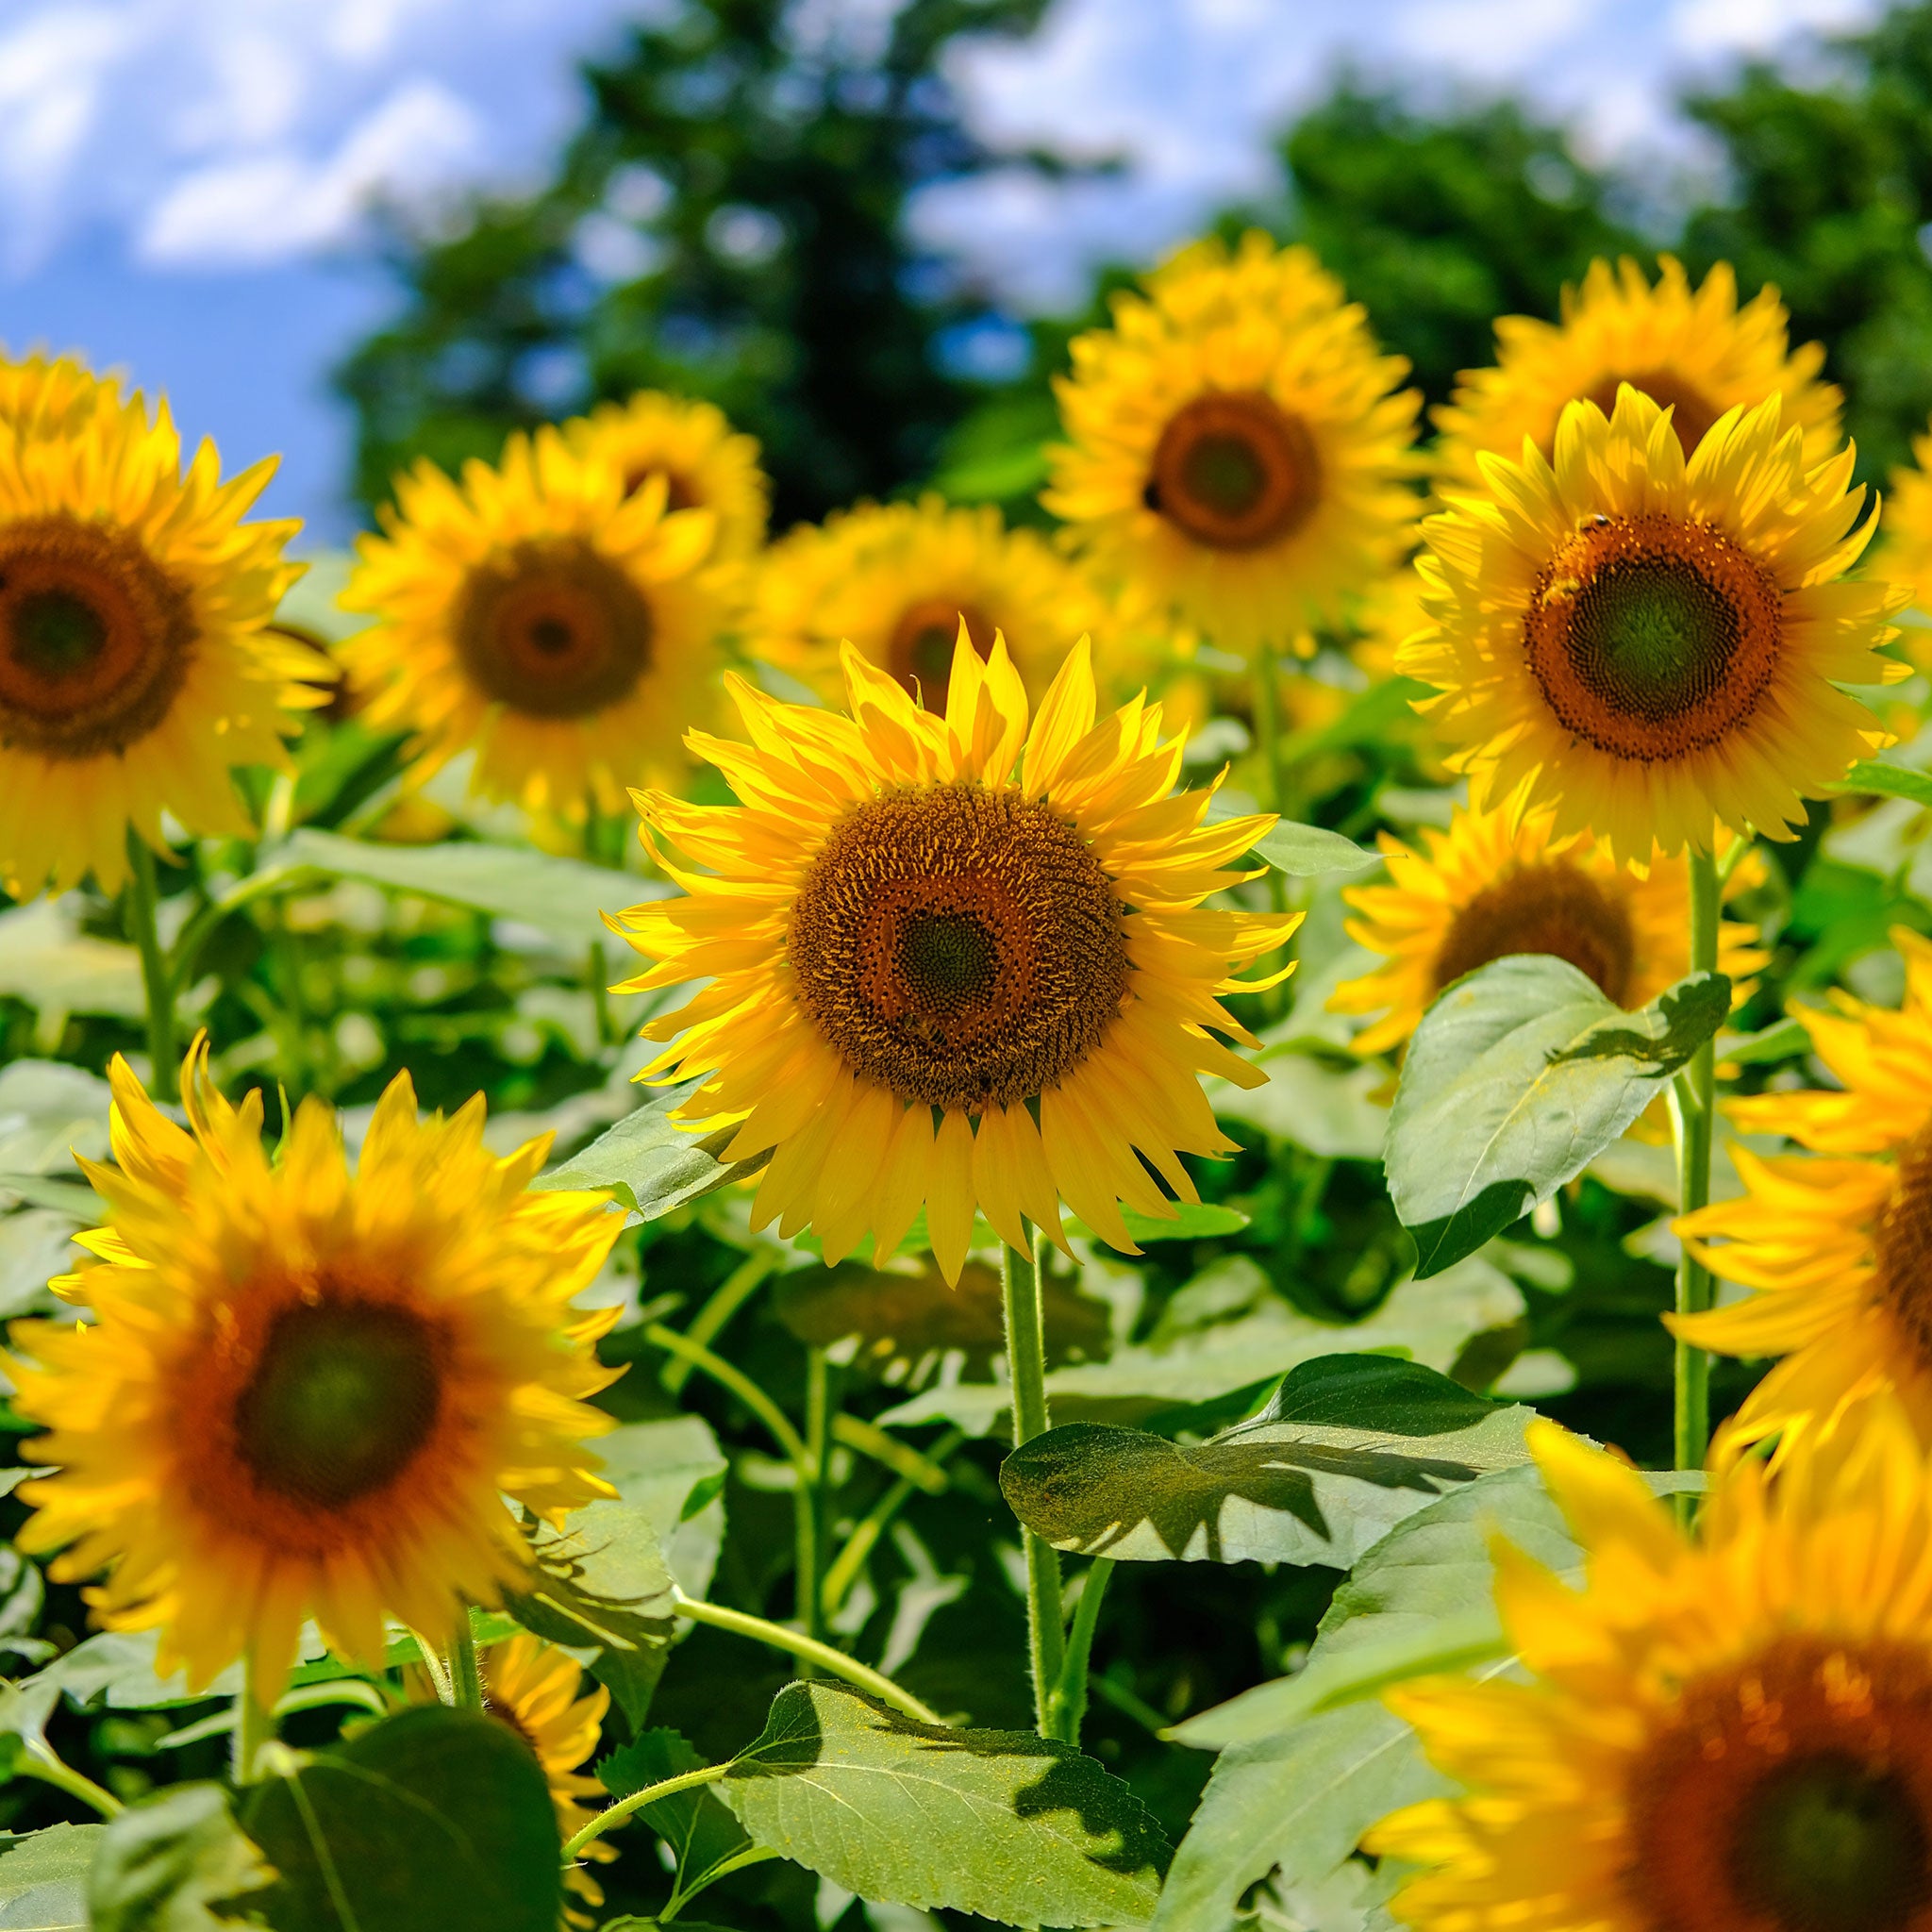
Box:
[563, 390, 768, 560]
[1671, 927, 1932, 1445]
[410, 1632, 615, 1919]
[613, 635, 1300, 1282]
[1433, 256, 1843, 499]
[341, 425, 734, 819]
[1368, 1398, 1932, 1932]
[1873, 417, 1932, 626]
[745, 495, 1107, 711]
[1043, 231, 1421, 654]
[1402, 384, 1903, 865]
[8, 1041, 624, 1707]
[0, 362, 321, 896]
[1331, 802, 1768, 1057]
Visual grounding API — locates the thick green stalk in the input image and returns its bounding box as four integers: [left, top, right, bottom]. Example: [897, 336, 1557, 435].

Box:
[124, 832, 177, 1098]
[447, 1613, 485, 1712]
[660, 1251, 776, 1398]
[1001, 1233, 1066, 1737]
[563, 1759, 730, 1860]
[1673, 845, 1723, 1474]
[796, 1345, 833, 1656]
[231, 1681, 276, 1785]
[1047, 1557, 1113, 1745]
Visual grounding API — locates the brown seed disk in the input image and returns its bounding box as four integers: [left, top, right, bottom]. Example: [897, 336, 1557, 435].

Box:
[1876, 1124, 1932, 1368]
[1430, 859, 1638, 1005]
[886, 598, 999, 712]
[1144, 391, 1323, 552]
[1579, 371, 1724, 458]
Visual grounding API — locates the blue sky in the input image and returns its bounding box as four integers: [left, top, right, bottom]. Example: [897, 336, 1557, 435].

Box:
[0, 0, 1880, 542]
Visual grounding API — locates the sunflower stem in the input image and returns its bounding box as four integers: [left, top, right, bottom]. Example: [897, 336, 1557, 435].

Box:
[1249, 635, 1294, 1019]
[448, 1612, 485, 1713]
[1001, 1231, 1067, 1739]
[231, 1682, 276, 1786]
[795, 1344, 833, 1657]
[124, 831, 177, 1100]
[18, 1748, 123, 1819]
[1672, 844, 1723, 1477]
[562, 1758, 732, 1861]
[1047, 1557, 1113, 1746]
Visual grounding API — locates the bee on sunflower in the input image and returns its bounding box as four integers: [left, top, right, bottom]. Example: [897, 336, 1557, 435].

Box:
[1403, 384, 1904, 864]
[1043, 231, 1421, 656]
[745, 495, 1106, 712]
[1432, 255, 1843, 496]
[1672, 928, 1932, 1445]
[0, 354, 322, 896]
[342, 425, 734, 821]
[563, 390, 768, 560]
[1369, 1397, 1932, 1931]
[8, 1040, 624, 1707]
[613, 633, 1300, 1281]
[1332, 802, 1767, 1057]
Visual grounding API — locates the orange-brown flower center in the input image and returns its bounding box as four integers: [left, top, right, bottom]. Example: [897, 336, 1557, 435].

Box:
[1626, 1638, 1932, 1932]
[1429, 858, 1638, 1004]
[885, 599, 997, 711]
[789, 782, 1130, 1112]
[1875, 1124, 1932, 1363]
[0, 514, 194, 759]
[455, 539, 653, 719]
[1580, 371, 1724, 458]
[620, 463, 697, 511]
[1144, 391, 1322, 552]
[1524, 511, 1782, 763]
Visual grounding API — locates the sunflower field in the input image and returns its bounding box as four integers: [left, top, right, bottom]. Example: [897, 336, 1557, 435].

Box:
[8, 158, 1932, 1932]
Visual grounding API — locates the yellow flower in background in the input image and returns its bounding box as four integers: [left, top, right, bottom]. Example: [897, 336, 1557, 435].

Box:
[745, 495, 1107, 711]
[1873, 415, 1932, 628]
[1044, 231, 1421, 653]
[1350, 561, 1429, 684]
[0, 359, 321, 896]
[1674, 927, 1932, 1445]
[1404, 385, 1902, 864]
[563, 390, 769, 560]
[614, 636, 1300, 1281]
[9, 1041, 624, 1707]
[342, 425, 734, 819]
[1433, 256, 1843, 498]
[1331, 802, 1768, 1057]
[1370, 1400, 1932, 1931]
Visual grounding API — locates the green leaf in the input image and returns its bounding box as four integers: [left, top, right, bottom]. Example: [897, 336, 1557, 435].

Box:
[240, 1706, 561, 1932]
[262, 826, 665, 953]
[1715, 1016, 1811, 1067]
[718, 1681, 1168, 1928]
[1110, 1200, 1248, 1242]
[0, 902, 144, 1021]
[535, 1087, 764, 1221]
[1250, 821, 1378, 876]
[1209, 1050, 1389, 1158]
[593, 1415, 729, 1606]
[1833, 758, 1932, 808]
[998, 1357, 1535, 1568]
[0, 1061, 111, 1175]
[598, 1729, 761, 1908]
[0, 1822, 101, 1930]
[1387, 958, 1729, 1276]
[88, 1783, 272, 1931]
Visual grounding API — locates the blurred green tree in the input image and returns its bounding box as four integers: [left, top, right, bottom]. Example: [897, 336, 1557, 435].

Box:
[336, 0, 1053, 527]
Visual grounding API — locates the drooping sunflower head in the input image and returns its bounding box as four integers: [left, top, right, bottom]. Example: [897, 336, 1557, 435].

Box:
[745, 495, 1108, 711]
[342, 425, 734, 818]
[1370, 1398, 1932, 1932]
[1673, 928, 1932, 1446]
[1433, 255, 1843, 499]
[1043, 231, 1422, 651]
[1332, 801, 1768, 1055]
[614, 634, 1300, 1281]
[0, 367, 321, 895]
[1404, 384, 1905, 864]
[9, 1041, 624, 1707]
[562, 389, 769, 560]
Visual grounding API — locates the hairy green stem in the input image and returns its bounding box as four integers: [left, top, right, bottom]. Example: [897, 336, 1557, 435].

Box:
[231, 1681, 276, 1786]
[1001, 1233, 1066, 1737]
[562, 1759, 730, 1861]
[1673, 844, 1723, 1474]
[448, 1613, 485, 1712]
[20, 1750, 123, 1819]
[660, 1251, 777, 1398]
[1047, 1557, 1114, 1745]
[643, 1322, 810, 1469]
[124, 832, 177, 1098]
[822, 1427, 965, 1615]
[796, 1345, 832, 1655]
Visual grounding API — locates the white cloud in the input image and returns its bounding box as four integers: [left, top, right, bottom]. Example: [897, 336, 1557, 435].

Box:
[1670, 0, 1876, 58]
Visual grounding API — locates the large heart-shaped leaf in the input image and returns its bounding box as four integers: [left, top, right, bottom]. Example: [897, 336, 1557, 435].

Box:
[89, 1784, 271, 1931]
[0, 1822, 99, 1931]
[999, 1356, 1535, 1569]
[1386, 958, 1728, 1276]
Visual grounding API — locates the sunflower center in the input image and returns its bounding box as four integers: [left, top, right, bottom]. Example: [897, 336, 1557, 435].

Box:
[789, 782, 1131, 1112]
[1429, 859, 1637, 1005]
[1874, 1124, 1932, 1363]
[886, 599, 996, 710]
[454, 539, 653, 720]
[232, 1298, 442, 1510]
[1627, 1638, 1932, 1932]
[0, 515, 194, 759]
[1145, 391, 1322, 552]
[1524, 511, 1782, 763]
[621, 463, 697, 510]
[1581, 371, 1724, 457]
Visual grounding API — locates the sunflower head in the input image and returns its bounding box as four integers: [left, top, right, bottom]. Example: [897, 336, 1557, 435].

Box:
[0, 362, 321, 895]
[745, 494, 1108, 712]
[1370, 1397, 1932, 1931]
[1043, 231, 1421, 652]
[563, 389, 769, 560]
[1403, 384, 1905, 864]
[342, 425, 734, 818]
[9, 1039, 624, 1707]
[1332, 801, 1768, 1056]
[1433, 255, 1844, 499]
[614, 633, 1300, 1281]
